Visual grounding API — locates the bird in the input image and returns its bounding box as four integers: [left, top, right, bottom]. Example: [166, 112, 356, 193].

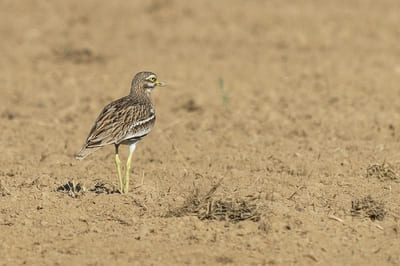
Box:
[75, 71, 164, 194]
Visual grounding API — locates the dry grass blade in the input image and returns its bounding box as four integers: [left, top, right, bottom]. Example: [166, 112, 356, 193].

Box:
[366, 162, 399, 182]
[200, 198, 261, 222]
[351, 195, 386, 221]
[166, 179, 263, 223]
[166, 181, 221, 217]
[201, 178, 223, 201]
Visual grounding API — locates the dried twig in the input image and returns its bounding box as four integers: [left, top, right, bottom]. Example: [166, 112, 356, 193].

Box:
[328, 215, 345, 224]
[287, 186, 304, 200]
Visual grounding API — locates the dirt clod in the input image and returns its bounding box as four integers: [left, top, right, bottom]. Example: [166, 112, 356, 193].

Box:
[57, 181, 86, 198]
[53, 48, 104, 64]
[216, 256, 234, 264]
[181, 99, 202, 112]
[89, 183, 113, 194]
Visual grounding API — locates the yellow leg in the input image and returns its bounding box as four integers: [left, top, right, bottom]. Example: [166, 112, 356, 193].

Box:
[124, 151, 133, 193]
[124, 143, 136, 193]
[115, 145, 123, 193]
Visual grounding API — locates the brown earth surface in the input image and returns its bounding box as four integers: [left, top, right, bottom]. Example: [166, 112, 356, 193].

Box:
[1, 0, 400, 265]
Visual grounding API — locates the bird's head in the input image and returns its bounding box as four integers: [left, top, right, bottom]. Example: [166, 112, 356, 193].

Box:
[130, 71, 165, 95]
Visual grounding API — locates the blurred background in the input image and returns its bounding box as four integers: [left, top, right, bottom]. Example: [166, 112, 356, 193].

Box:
[1, 0, 400, 264]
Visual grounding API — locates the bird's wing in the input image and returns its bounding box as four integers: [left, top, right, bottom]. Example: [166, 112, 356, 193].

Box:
[84, 97, 154, 148]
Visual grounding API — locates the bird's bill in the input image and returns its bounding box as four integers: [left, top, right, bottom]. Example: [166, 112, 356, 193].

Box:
[155, 81, 165, 87]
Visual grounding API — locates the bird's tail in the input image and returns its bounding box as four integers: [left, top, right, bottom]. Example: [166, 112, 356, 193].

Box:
[75, 145, 101, 160]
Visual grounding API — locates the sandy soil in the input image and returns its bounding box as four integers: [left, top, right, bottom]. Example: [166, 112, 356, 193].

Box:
[1, 0, 400, 265]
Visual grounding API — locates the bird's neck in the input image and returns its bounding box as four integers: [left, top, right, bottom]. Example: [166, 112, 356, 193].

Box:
[129, 90, 153, 104]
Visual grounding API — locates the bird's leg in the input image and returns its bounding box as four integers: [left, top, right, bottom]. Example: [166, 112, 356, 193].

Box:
[124, 143, 136, 193]
[114, 144, 123, 193]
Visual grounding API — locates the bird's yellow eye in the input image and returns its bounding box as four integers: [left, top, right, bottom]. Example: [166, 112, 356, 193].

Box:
[148, 77, 156, 82]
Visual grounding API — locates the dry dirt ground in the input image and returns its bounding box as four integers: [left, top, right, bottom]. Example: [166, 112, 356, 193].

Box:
[1, 0, 400, 265]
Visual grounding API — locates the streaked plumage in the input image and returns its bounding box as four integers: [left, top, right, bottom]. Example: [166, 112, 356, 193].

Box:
[75, 71, 164, 193]
[75, 93, 155, 159]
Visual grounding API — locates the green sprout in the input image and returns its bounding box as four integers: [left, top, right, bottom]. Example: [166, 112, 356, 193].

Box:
[218, 77, 229, 106]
